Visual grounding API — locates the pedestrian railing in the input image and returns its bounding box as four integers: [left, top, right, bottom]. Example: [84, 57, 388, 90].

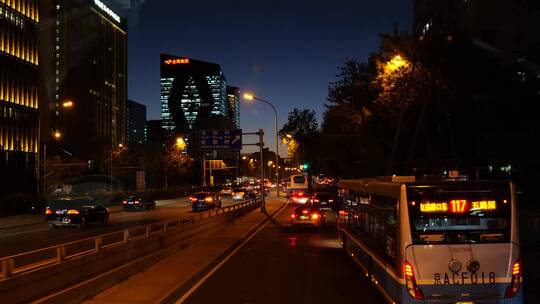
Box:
[0, 199, 260, 280]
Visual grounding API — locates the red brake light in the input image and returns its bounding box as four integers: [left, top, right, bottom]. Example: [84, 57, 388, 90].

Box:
[339, 210, 348, 216]
[190, 197, 197, 202]
[67, 209, 80, 215]
[45, 208, 53, 215]
[291, 214, 296, 219]
[505, 259, 521, 298]
[404, 261, 424, 300]
[134, 200, 141, 204]
[204, 197, 213, 202]
[122, 200, 128, 204]
[302, 209, 309, 214]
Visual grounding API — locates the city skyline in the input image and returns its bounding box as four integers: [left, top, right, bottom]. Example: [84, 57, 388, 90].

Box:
[125, 0, 412, 155]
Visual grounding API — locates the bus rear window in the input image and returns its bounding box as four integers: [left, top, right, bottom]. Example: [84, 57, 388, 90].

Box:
[293, 176, 306, 184]
[407, 186, 511, 244]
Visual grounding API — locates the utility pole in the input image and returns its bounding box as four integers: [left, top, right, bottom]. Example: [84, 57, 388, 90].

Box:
[202, 153, 206, 187]
[259, 129, 265, 212]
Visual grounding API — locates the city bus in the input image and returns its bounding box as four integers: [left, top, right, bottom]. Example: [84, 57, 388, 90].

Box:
[337, 177, 522, 303]
[286, 174, 309, 194]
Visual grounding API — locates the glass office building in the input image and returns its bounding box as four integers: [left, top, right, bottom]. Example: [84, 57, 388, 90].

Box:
[0, 0, 40, 195]
[226, 86, 240, 129]
[160, 54, 228, 134]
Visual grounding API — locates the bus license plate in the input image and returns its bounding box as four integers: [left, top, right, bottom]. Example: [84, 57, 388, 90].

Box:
[433, 272, 497, 285]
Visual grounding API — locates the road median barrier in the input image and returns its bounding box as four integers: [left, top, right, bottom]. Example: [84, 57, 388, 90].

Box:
[0, 199, 261, 304]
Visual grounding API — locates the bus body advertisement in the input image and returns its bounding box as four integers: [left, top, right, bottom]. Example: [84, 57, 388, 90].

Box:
[337, 178, 523, 304]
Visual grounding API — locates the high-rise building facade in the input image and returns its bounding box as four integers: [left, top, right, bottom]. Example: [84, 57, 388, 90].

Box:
[226, 86, 240, 129]
[126, 99, 146, 145]
[0, 0, 40, 195]
[40, 0, 127, 162]
[160, 54, 228, 134]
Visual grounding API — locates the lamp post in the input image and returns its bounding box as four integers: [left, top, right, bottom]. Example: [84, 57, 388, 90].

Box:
[243, 93, 280, 199]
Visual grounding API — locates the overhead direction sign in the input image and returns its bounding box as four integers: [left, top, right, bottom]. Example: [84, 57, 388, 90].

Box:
[200, 129, 242, 150]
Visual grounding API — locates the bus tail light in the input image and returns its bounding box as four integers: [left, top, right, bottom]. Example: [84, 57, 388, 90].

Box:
[505, 259, 521, 298]
[404, 261, 424, 300]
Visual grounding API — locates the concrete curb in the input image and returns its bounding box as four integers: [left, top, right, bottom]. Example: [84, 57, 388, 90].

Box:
[156, 200, 288, 304]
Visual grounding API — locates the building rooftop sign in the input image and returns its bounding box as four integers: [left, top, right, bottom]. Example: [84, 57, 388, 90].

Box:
[93, 0, 121, 23]
[165, 58, 190, 65]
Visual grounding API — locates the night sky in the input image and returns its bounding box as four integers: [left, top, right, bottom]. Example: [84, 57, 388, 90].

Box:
[122, 0, 412, 155]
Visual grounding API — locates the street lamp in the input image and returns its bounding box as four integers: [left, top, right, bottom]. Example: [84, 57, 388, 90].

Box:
[53, 131, 62, 140]
[175, 137, 186, 150]
[243, 92, 280, 199]
[62, 100, 74, 109]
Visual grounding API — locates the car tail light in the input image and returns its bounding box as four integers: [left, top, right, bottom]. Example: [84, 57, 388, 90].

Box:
[122, 200, 128, 204]
[328, 199, 334, 203]
[339, 210, 348, 216]
[134, 200, 141, 204]
[404, 261, 424, 300]
[45, 208, 53, 215]
[505, 259, 521, 298]
[291, 214, 296, 219]
[190, 197, 197, 202]
[67, 209, 80, 215]
[302, 209, 309, 214]
[313, 199, 320, 203]
[205, 197, 213, 202]
[311, 213, 320, 220]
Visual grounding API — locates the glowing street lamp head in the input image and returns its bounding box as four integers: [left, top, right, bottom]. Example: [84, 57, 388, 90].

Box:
[53, 131, 62, 140]
[176, 137, 186, 149]
[62, 100, 74, 108]
[118, 143, 124, 148]
[243, 93, 254, 101]
[242, 156, 248, 160]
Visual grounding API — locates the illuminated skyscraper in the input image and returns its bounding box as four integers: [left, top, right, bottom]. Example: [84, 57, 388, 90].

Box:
[226, 86, 240, 129]
[160, 54, 228, 134]
[40, 0, 127, 162]
[0, 0, 40, 195]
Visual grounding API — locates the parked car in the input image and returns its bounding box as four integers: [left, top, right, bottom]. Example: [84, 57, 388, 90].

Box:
[190, 192, 221, 211]
[122, 195, 156, 211]
[46, 196, 109, 228]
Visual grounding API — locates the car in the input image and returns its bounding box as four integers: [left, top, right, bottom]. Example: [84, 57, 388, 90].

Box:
[45, 196, 109, 228]
[232, 187, 249, 200]
[310, 192, 337, 211]
[289, 204, 325, 229]
[190, 192, 221, 211]
[122, 195, 156, 210]
[289, 191, 310, 204]
[220, 186, 233, 196]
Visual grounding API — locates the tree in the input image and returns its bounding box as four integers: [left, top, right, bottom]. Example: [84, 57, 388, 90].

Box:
[279, 108, 319, 161]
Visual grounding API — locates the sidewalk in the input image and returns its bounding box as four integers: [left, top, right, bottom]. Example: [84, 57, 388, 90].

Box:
[83, 198, 286, 304]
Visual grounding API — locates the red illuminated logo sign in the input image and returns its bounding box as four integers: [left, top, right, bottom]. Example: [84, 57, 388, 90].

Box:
[164, 58, 190, 65]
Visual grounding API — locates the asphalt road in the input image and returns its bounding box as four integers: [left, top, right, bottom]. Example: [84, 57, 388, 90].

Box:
[180, 204, 385, 304]
[0, 197, 237, 257]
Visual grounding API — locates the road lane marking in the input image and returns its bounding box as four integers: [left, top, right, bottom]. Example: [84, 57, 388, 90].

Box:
[175, 201, 288, 304]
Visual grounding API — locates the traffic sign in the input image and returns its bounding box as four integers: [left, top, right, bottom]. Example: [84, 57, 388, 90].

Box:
[200, 129, 242, 150]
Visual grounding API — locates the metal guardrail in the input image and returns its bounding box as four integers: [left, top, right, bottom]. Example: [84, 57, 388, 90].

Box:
[0, 199, 260, 279]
